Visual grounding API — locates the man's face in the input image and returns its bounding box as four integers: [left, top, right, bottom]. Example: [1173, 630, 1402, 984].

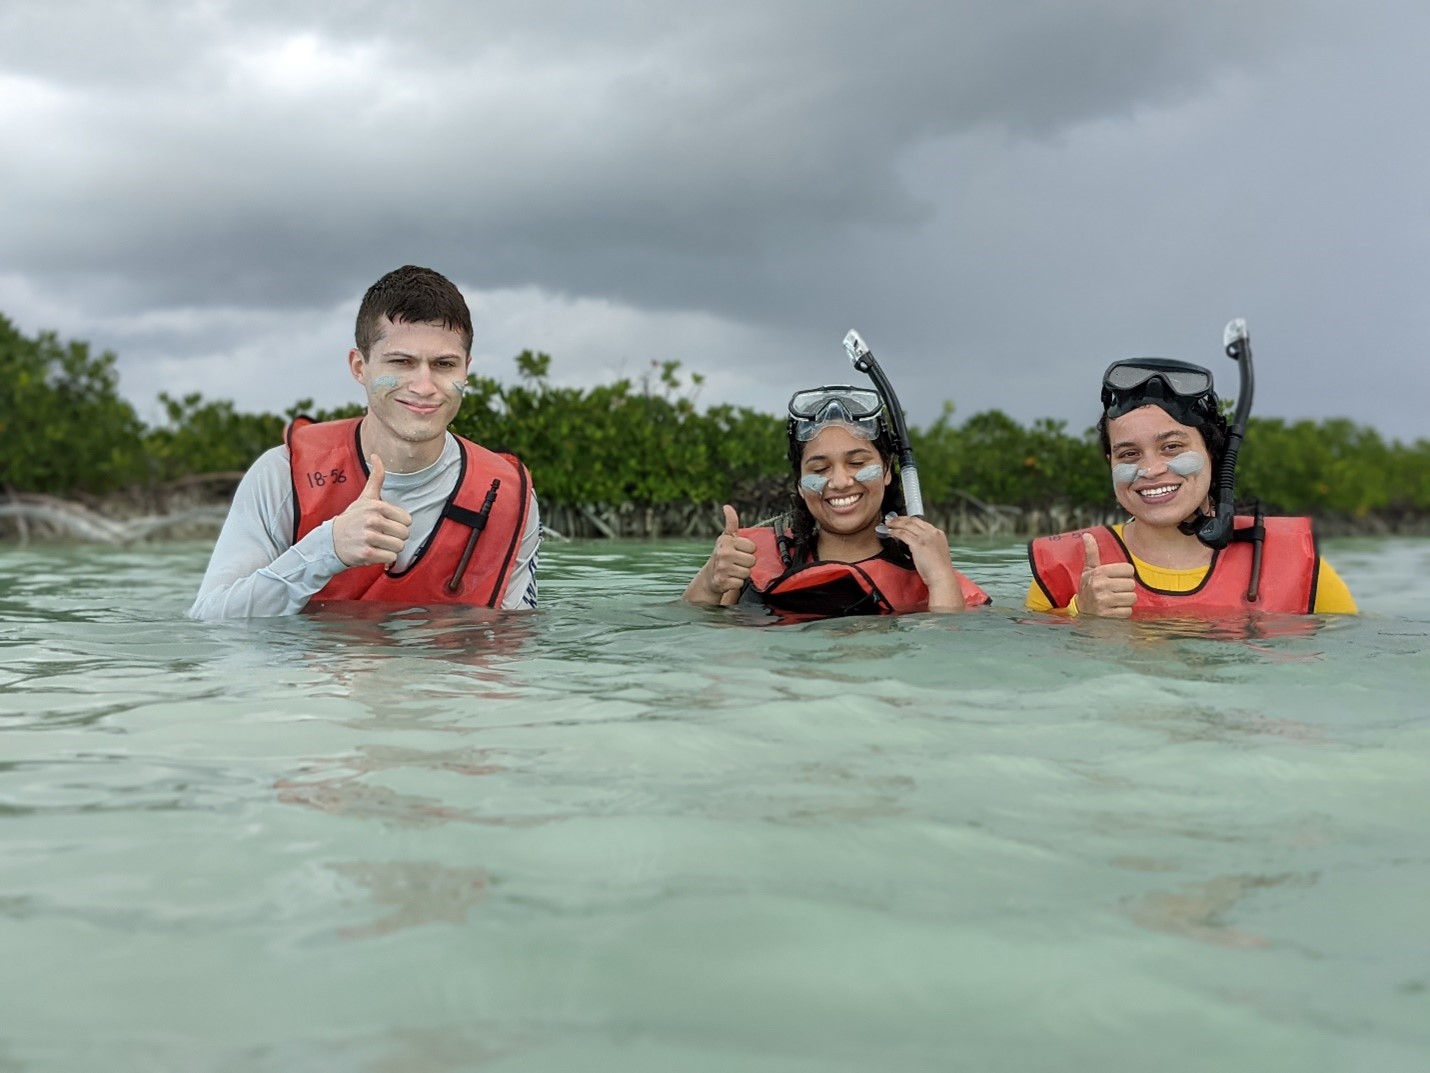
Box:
[349, 317, 471, 451]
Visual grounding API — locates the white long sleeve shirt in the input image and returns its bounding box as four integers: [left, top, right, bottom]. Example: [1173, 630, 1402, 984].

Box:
[189, 434, 540, 620]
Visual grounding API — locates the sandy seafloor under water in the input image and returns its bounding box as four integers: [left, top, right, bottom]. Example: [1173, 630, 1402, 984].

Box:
[1, 535, 1427, 1072]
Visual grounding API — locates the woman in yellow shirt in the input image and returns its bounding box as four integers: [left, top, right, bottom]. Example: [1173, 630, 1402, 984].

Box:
[1025, 523, 1357, 615]
[1026, 325, 1356, 617]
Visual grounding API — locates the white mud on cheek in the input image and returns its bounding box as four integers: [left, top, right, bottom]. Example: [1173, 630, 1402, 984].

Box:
[1167, 452, 1206, 477]
[1112, 451, 1206, 488]
[1112, 463, 1142, 486]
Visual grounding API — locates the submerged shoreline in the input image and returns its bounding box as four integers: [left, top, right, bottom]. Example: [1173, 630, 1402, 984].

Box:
[3, 484, 1427, 545]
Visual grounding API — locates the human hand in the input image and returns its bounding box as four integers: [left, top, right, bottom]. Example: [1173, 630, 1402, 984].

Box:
[332, 453, 413, 568]
[708, 504, 758, 594]
[883, 515, 966, 610]
[688, 505, 756, 604]
[1076, 532, 1136, 617]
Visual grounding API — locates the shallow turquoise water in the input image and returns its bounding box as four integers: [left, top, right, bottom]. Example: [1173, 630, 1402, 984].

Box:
[1, 537, 1427, 1072]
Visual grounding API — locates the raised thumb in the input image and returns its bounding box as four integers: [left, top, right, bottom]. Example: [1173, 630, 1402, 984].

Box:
[1081, 531, 1101, 572]
[721, 504, 740, 536]
[361, 453, 386, 500]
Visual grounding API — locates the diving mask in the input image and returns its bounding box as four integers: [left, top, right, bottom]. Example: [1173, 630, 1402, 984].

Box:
[788, 386, 885, 442]
[1101, 358, 1219, 426]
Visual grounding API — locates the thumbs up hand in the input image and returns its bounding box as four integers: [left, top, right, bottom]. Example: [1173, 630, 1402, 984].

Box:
[333, 453, 413, 568]
[720, 504, 742, 541]
[359, 453, 387, 501]
[683, 505, 757, 605]
[1076, 531, 1137, 618]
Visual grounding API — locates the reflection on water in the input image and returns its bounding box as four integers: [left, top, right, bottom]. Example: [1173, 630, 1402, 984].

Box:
[1122, 872, 1318, 950]
[330, 860, 489, 941]
[0, 537, 1428, 1071]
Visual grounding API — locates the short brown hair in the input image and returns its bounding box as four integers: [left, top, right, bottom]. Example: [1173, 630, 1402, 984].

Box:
[354, 265, 473, 358]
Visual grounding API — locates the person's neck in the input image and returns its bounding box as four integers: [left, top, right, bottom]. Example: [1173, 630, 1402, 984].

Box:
[816, 527, 883, 563]
[359, 417, 446, 474]
[1123, 517, 1213, 569]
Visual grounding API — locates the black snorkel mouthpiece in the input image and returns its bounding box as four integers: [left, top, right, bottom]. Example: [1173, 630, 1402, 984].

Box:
[1187, 318, 1255, 551]
[843, 330, 923, 517]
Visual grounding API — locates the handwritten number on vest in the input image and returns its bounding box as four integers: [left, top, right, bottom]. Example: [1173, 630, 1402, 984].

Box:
[305, 468, 348, 488]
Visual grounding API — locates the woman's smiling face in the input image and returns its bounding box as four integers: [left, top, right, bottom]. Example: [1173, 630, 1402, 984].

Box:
[1106, 404, 1214, 528]
[797, 424, 891, 537]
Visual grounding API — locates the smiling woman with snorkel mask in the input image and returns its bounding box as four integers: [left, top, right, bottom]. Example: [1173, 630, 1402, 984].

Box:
[684, 386, 990, 617]
[1026, 322, 1356, 617]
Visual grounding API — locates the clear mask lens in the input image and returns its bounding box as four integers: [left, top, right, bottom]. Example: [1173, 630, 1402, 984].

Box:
[792, 414, 880, 442]
[1102, 360, 1217, 421]
[1103, 361, 1212, 398]
[788, 387, 882, 421]
[788, 387, 883, 441]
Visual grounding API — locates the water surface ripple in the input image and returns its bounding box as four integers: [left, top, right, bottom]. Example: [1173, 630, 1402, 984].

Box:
[1, 537, 1427, 1072]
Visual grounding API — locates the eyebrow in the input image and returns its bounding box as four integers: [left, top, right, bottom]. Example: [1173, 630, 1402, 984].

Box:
[803, 447, 877, 465]
[1110, 430, 1187, 452]
[380, 350, 466, 361]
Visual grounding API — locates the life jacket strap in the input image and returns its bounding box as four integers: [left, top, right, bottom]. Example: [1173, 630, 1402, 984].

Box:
[445, 479, 501, 594]
[1230, 504, 1267, 602]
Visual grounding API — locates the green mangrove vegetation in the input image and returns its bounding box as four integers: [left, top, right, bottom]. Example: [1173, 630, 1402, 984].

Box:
[2, 314, 1427, 534]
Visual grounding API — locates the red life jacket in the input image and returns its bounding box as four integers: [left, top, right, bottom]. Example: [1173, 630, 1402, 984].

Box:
[1027, 517, 1320, 615]
[287, 416, 532, 608]
[741, 526, 991, 617]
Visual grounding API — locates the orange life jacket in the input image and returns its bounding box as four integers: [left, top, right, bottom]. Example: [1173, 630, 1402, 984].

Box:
[1027, 516, 1319, 615]
[287, 416, 532, 608]
[741, 526, 991, 617]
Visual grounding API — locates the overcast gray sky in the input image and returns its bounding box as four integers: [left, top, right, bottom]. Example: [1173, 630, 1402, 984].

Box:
[2, 0, 1426, 440]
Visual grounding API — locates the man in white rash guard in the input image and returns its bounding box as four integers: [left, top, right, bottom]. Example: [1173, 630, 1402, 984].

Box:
[189, 265, 540, 620]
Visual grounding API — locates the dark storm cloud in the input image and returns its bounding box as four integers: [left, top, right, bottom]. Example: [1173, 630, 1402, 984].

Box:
[0, 0, 1425, 437]
[2, 1, 1307, 303]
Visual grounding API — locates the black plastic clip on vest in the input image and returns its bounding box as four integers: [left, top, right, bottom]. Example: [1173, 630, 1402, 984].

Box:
[446, 479, 501, 594]
[775, 528, 794, 569]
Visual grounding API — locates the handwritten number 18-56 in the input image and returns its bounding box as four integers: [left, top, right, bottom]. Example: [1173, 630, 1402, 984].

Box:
[306, 469, 347, 488]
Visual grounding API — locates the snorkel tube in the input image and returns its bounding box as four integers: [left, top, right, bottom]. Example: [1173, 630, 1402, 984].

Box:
[843, 330, 923, 517]
[1188, 317, 1255, 551]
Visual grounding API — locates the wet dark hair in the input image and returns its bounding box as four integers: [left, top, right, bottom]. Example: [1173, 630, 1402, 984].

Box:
[784, 420, 909, 566]
[1097, 403, 1229, 469]
[355, 265, 474, 358]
